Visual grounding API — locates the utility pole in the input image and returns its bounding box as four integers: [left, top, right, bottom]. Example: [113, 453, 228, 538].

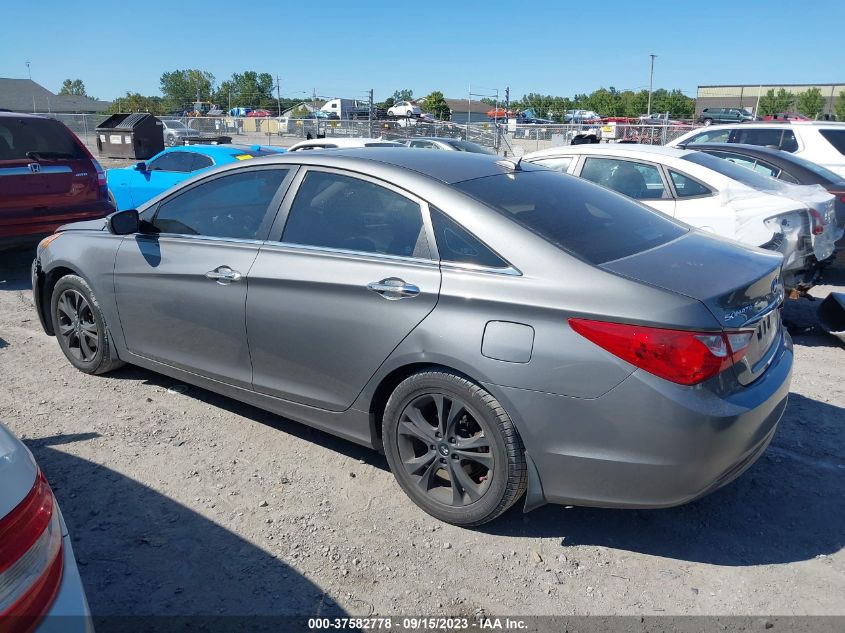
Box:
[505, 86, 510, 124]
[647, 54, 657, 116]
[368, 88, 374, 138]
[25, 61, 31, 80]
[275, 74, 282, 117]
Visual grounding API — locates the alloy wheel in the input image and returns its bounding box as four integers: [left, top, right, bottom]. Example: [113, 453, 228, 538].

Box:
[56, 289, 99, 362]
[396, 393, 493, 507]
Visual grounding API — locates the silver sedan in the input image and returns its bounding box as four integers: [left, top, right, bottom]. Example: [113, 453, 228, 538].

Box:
[0, 423, 92, 632]
[32, 150, 792, 526]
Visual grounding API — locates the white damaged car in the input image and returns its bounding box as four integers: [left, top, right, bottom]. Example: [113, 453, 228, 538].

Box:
[523, 144, 841, 283]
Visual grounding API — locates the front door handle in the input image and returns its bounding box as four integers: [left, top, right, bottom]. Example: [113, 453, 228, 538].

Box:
[367, 278, 420, 300]
[205, 266, 243, 285]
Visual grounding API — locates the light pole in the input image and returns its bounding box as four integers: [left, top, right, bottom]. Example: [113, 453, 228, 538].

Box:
[25, 61, 31, 80]
[646, 54, 657, 116]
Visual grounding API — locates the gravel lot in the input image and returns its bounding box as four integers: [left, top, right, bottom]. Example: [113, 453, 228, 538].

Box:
[0, 245, 843, 621]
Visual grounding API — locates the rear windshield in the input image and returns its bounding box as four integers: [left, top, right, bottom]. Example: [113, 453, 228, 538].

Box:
[819, 129, 845, 156]
[781, 150, 843, 183]
[682, 151, 781, 189]
[0, 117, 86, 161]
[453, 171, 687, 265]
[445, 140, 496, 154]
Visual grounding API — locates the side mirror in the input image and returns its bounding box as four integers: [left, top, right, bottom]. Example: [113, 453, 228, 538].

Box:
[108, 209, 140, 235]
[134, 162, 147, 172]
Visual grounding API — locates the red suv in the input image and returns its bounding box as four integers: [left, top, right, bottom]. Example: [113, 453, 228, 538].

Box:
[0, 113, 113, 245]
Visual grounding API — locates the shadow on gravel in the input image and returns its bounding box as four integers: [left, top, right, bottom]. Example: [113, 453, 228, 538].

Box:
[0, 245, 35, 291]
[25, 432, 348, 624]
[106, 365, 390, 472]
[485, 393, 845, 567]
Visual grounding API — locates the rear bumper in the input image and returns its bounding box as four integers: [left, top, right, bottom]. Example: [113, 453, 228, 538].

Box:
[0, 203, 112, 241]
[36, 507, 93, 633]
[488, 332, 793, 509]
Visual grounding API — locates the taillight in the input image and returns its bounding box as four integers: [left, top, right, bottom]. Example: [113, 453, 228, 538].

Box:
[569, 318, 754, 386]
[808, 208, 826, 235]
[0, 471, 64, 631]
[93, 160, 107, 187]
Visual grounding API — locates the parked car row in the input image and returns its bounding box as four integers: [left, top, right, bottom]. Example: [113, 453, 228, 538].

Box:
[668, 121, 845, 179]
[522, 144, 841, 284]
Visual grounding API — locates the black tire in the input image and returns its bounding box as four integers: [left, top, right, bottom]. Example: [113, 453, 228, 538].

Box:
[107, 190, 117, 210]
[702, 118, 713, 126]
[50, 275, 124, 375]
[167, 134, 178, 147]
[382, 370, 527, 526]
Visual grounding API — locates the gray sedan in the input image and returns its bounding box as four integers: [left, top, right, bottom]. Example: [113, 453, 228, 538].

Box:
[31, 150, 792, 526]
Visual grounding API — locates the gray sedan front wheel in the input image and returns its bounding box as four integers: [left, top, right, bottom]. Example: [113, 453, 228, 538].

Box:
[383, 370, 527, 526]
[51, 275, 124, 375]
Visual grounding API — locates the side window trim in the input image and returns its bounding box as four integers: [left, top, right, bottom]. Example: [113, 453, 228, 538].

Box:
[429, 207, 520, 276]
[145, 165, 298, 242]
[267, 166, 438, 264]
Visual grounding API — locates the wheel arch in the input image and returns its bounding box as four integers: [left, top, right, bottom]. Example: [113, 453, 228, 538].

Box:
[367, 362, 486, 451]
[37, 264, 83, 336]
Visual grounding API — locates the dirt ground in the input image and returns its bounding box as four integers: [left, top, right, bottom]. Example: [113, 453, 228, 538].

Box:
[0, 244, 843, 621]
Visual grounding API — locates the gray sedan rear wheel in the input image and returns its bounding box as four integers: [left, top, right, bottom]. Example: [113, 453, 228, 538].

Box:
[51, 275, 124, 375]
[383, 370, 527, 526]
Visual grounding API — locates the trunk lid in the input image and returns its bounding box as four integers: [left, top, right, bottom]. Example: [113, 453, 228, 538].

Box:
[602, 231, 785, 385]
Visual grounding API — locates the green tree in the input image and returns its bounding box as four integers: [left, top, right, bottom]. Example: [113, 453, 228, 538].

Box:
[421, 91, 450, 120]
[160, 69, 215, 112]
[392, 89, 413, 102]
[650, 89, 695, 118]
[107, 92, 165, 115]
[796, 87, 825, 119]
[758, 88, 795, 116]
[58, 79, 86, 96]
[216, 71, 275, 110]
[836, 91, 845, 121]
[290, 105, 310, 118]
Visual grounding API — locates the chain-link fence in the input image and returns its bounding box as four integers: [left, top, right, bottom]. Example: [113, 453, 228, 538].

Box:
[36, 112, 701, 157]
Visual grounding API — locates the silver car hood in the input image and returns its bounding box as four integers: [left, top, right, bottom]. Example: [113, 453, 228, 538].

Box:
[0, 423, 38, 519]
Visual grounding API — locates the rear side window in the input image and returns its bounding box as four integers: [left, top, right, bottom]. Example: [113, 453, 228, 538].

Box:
[819, 129, 845, 156]
[0, 117, 86, 161]
[669, 170, 712, 197]
[282, 171, 430, 258]
[454, 172, 686, 265]
[429, 207, 508, 269]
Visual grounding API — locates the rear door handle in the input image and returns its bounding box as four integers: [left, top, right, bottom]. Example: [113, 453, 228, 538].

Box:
[205, 266, 243, 285]
[367, 278, 420, 300]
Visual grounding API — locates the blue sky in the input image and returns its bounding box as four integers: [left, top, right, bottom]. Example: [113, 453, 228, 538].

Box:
[2, 0, 843, 103]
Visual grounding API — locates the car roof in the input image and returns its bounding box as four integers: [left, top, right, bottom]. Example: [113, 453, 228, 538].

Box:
[688, 121, 845, 130]
[246, 147, 545, 184]
[677, 142, 789, 158]
[159, 144, 281, 156]
[524, 144, 694, 160]
[288, 137, 403, 150]
[0, 111, 49, 120]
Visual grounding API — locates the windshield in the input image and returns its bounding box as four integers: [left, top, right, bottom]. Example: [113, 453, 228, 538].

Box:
[454, 171, 687, 265]
[164, 120, 187, 130]
[682, 151, 784, 189]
